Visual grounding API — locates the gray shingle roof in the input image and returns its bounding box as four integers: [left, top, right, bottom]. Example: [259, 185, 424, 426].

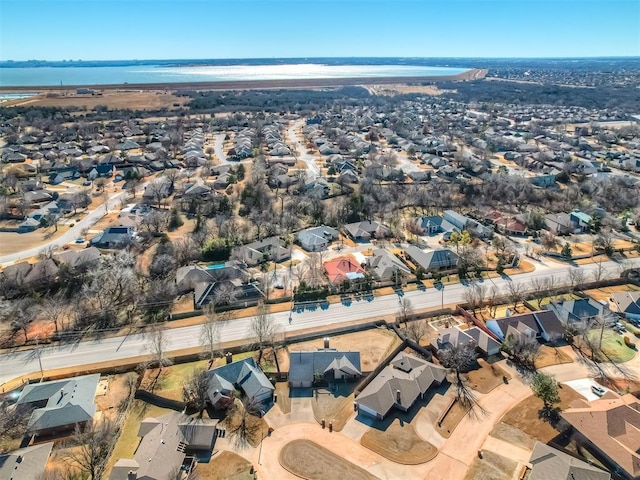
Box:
[288, 349, 361, 385]
[17, 374, 99, 432]
[205, 358, 273, 405]
[0, 443, 53, 480]
[529, 441, 610, 480]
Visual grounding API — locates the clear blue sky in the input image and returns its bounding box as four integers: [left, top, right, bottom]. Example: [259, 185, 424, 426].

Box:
[1, 0, 639, 60]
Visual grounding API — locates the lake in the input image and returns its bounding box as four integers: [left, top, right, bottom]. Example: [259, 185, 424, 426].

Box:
[0, 64, 470, 87]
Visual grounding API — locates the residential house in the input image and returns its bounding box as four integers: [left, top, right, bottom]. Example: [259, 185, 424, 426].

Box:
[486, 310, 564, 343]
[544, 210, 591, 235]
[324, 256, 365, 284]
[431, 326, 501, 357]
[205, 357, 274, 409]
[404, 246, 459, 273]
[232, 237, 290, 266]
[343, 220, 391, 242]
[527, 441, 610, 480]
[193, 279, 263, 309]
[366, 248, 411, 282]
[18, 217, 40, 232]
[610, 292, 640, 321]
[288, 346, 362, 388]
[546, 297, 614, 329]
[0, 443, 54, 480]
[54, 246, 101, 270]
[109, 412, 217, 480]
[89, 225, 135, 249]
[296, 225, 339, 252]
[175, 262, 246, 294]
[355, 352, 446, 420]
[562, 393, 640, 480]
[415, 216, 459, 239]
[16, 374, 100, 437]
[443, 210, 493, 238]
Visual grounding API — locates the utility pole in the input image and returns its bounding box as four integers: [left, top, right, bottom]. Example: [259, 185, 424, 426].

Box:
[35, 335, 44, 378]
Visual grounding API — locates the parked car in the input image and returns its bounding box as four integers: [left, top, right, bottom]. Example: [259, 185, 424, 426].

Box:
[75, 237, 85, 244]
[591, 385, 606, 396]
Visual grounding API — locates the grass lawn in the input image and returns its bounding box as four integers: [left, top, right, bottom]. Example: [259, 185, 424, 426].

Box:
[197, 451, 253, 480]
[279, 440, 379, 480]
[142, 361, 209, 400]
[586, 329, 635, 363]
[361, 419, 437, 465]
[435, 398, 471, 438]
[465, 360, 510, 394]
[463, 450, 518, 480]
[500, 386, 584, 443]
[489, 423, 535, 451]
[583, 284, 640, 303]
[535, 293, 581, 308]
[311, 387, 356, 432]
[534, 345, 574, 369]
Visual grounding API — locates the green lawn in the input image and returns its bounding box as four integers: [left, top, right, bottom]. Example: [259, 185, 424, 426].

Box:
[586, 329, 636, 363]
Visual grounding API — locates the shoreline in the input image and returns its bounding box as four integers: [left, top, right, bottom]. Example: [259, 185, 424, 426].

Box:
[0, 68, 486, 93]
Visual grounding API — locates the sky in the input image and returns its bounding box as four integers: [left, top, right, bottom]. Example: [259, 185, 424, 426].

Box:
[1, 0, 639, 61]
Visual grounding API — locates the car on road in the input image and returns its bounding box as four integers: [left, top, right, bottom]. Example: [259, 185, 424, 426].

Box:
[591, 385, 606, 396]
[75, 237, 85, 244]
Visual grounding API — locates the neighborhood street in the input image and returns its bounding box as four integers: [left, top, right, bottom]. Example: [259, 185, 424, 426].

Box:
[1, 257, 638, 389]
[287, 119, 321, 178]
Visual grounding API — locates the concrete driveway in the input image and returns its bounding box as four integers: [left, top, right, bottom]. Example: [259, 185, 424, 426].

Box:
[563, 378, 613, 401]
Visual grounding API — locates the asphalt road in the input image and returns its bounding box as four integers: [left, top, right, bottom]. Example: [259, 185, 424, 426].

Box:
[0, 188, 130, 266]
[286, 120, 320, 178]
[1, 257, 638, 388]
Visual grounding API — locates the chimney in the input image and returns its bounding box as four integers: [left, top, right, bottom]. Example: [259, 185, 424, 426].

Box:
[323, 337, 330, 349]
[225, 352, 233, 364]
[127, 471, 138, 480]
[396, 390, 401, 404]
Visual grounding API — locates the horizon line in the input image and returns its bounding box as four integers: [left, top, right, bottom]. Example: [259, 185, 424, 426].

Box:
[2, 55, 640, 63]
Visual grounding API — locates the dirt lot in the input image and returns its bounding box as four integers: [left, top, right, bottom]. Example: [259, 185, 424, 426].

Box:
[534, 345, 574, 369]
[197, 451, 253, 480]
[500, 386, 584, 443]
[277, 328, 400, 373]
[279, 439, 379, 480]
[20, 89, 188, 111]
[464, 450, 518, 480]
[360, 419, 437, 464]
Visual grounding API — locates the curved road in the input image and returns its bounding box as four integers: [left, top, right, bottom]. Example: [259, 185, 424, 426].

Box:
[1, 257, 638, 388]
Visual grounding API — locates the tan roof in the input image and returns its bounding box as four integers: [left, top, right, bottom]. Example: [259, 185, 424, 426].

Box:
[562, 393, 640, 478]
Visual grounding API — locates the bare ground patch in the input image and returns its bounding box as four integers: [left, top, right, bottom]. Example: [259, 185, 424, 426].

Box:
[197, 451, 253, 480]
[464, 359, 510, 394]
[489, 422, 535, 451]
[534, 345, 574, 369]
[464, 450, 518, 480]
[360, 419, 437, 464]
[279, 439, 379, 480]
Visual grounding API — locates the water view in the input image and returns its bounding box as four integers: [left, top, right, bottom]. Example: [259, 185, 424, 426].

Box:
[0, 63, 470, 87]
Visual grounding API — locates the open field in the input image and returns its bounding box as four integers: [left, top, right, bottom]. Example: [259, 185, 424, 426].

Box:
[0, 225, 72, 256]
[501, 386, 584, 442]
[360, 419, 437, 464]
[279, 439, 379, 480]
[197, 451, 253, 480]
[17, 90, 189, 111]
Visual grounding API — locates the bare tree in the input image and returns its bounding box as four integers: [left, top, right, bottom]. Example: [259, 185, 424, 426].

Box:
[64, 419, 116, 480]
[200, 305, 221, 365]
[568, 267, 586, 291]
[303, 251, 326, 288]
[397, 297, 413, 325]
[591, 259, 608, 283]
[405, 320, 428, 344]
[528, 278, 549, 308]
[438, 343, 484, 414]
[486, 285, 500, 319]
[39, 293, 69, 336]
[147, 326, 173, 370]
[183, 368, 210, 417]
[249, 302, 277, 363]
[463, 283, 486, 314]
[505, 281, 524, 312]
[227, 396, 263, 449]
[211, 282, 239, 310]
[503, 333, 540, 370]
